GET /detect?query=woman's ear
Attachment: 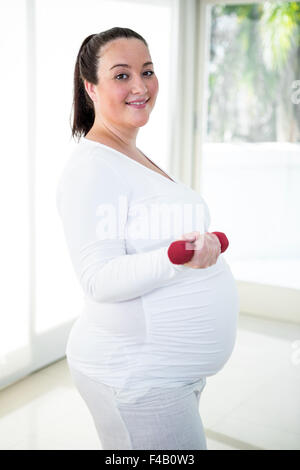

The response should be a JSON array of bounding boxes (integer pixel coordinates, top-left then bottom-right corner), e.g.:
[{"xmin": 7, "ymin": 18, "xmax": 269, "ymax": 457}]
[{"xmin": 84, "ymin": 79, "xmax": 97, "ymax": 103}]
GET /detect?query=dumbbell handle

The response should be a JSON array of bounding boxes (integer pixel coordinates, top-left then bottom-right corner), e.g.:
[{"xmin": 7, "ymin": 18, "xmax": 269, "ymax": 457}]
[{"xmin": 167, "ymin": 232, "xmax": 229, "ymax": 265}]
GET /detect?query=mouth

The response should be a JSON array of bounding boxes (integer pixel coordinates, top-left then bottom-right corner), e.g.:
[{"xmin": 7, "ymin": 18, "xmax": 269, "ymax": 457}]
[{"xmin": 125, "ymin": 97, "xmax": 150, "ymax": 108}]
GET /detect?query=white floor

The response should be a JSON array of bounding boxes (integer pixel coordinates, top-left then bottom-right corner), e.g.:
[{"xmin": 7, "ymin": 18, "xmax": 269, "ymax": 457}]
[{"xmin": 1, "ymin": 312, "xmax": 300, "ymax": 450}]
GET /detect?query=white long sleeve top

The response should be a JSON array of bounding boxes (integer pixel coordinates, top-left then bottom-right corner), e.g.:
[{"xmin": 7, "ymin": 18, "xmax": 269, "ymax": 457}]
[{"xmin": 56, "ymin": 137, "xmax": 239, "ymax": 403}]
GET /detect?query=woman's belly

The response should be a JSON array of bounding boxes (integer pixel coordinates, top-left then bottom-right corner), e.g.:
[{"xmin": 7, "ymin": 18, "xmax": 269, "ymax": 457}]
[
  {"xmin": 66, "ymin": 255, "xmax": 239, "ymax": 386},
  {"xmin": 139, "ymin": 254, "xmax": 240, "ymax": 382}
]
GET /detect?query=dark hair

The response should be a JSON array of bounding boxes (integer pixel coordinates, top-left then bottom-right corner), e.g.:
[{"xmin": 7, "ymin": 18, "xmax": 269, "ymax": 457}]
[{"xmin": 71, "ymin": 27, "xmax": 148, "ymax": 142}]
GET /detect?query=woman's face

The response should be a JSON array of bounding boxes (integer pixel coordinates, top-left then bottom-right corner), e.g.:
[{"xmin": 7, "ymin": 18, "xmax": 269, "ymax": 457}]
[{"xmin": 85, "ymin": 37, "xmax": 159, "ymax": 132}]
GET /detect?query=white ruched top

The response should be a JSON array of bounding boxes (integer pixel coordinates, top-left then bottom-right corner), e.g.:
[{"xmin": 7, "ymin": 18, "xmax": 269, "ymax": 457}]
[{"xmin": 56, "ymin": 137, "xmax": 240, "ymax": 403}]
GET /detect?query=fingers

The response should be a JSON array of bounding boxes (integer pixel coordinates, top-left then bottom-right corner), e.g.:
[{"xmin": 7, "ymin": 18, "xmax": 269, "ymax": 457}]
[
  {"xmin": 180, "ymin": 232, "xmax": 221, "ymax": 269},
  {"xmin": 181, "ymin": 232, "xmax": 198, "ymax": 251},
  {"xmin": 211, "ymin": 233, "xmax": 222, "ymax": 252},
  {"xmin": 193, "ymin": 233, "xmax": 220, "ymax": 267},
  {"xmin": 182, "ymin": 231, "xmax": 198, "ymax": 241},
  {"xmin": 207, "ymin": 233, "xmax": 221, "ymax": 260}
]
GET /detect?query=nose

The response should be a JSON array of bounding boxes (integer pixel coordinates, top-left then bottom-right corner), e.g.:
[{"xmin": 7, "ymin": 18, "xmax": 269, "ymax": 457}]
[{"xmin": 130, "ymin": 73, "xmax": 148, "ymax": 94}]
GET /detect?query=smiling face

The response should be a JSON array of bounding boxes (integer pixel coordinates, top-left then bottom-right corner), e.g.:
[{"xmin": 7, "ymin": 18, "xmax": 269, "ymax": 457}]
[{"xmin": 84, "ymin": 37, "xmax": 159, "ymax": 136}]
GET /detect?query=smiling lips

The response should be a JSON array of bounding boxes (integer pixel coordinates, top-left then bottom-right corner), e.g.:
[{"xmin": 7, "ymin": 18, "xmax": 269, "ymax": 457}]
[{"xmin": 126, "ymin": 98, "xmax": 150, "ymax": 109}]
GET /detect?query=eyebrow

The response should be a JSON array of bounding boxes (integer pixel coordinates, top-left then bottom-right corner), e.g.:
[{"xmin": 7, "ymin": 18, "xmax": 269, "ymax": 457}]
[{"xmin": 110, "ymin": 61, "xmax": 153, "ymax": 70}]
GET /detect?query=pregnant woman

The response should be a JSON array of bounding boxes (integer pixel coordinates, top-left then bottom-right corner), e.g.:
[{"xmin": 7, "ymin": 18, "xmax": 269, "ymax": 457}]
[{"xmin": 56, "ymin": 27, "xmax": 240, "ymax": 450}]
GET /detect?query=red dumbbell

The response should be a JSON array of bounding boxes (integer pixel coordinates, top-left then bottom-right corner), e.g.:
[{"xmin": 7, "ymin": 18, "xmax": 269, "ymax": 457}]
[{"xmin": 167, "ymin": 232, "xmax": 229, "ymax": 265}]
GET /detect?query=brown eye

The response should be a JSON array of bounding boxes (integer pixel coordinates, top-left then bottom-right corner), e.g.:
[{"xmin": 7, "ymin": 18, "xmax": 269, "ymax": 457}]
[
  {"xmin": 115, "ymin": 71, "xmax": 154, "ymax": 80},
  {"xmin": 115, "ymin": 73, "xmax": 128, "ymax": 80}
]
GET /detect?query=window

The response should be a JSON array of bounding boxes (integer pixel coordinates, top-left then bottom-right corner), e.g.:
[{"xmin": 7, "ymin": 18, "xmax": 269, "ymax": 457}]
[
  {"xmin": 201, "ymin": 1, "xmax": 300, "ymax": 290},
  {"xmin": 0, "ymin": 0, "xmax": 30, "ymax": 386}
]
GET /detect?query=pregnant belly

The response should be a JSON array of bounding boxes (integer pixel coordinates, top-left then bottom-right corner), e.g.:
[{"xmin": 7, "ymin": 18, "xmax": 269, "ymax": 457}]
[{"xmin": 141, "ymin": 255, "xmax": 240, "ymax": 380}]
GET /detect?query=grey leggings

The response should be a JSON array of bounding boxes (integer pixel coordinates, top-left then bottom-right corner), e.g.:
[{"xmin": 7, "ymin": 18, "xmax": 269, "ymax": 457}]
[{"xmin": 68, "ymin": 365, "xmax": 207, "ymax": 450}]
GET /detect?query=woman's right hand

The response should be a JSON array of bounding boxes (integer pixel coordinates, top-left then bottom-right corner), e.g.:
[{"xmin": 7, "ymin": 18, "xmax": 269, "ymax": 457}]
[{"xmin": 179, "ymin": 231, "xmax": 221, "ymax": 269}]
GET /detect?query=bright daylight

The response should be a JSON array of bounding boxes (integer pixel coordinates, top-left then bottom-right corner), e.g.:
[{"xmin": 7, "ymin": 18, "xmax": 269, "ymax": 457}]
[{"xmin": 0, "ymin": 0, "xmax": 299, "ymax": 452}]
